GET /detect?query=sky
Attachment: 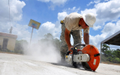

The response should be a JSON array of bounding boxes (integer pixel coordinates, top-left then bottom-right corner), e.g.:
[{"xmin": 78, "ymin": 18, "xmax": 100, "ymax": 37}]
[{"xmin": 0, "ymin": 0, "xmax": 120, "ymax": 49}]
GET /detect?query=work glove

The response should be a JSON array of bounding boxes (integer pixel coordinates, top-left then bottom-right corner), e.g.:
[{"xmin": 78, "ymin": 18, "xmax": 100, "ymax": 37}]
[
  {"xmin": 66, "ymin": 51, "xmax": 71, "ymax": 55},
  {"xmin": 66, "ymin": 46, "xmax": 73, "ymax": 55}
]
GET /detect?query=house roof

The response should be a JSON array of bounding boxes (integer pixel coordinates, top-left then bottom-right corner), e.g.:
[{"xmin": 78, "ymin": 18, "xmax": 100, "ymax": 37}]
[
  {"xmin": 0, "ymin": 32, "xmax": 17, "ymax": 39},
  {"xmin": 101, "ymin": 30, "xmax": 120, "ymax": 46}
]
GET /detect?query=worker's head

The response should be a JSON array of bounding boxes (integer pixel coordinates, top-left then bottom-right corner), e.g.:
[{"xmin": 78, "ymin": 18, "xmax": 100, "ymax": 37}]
[
  {"xmin": 79, "ymin": 18, "xmax": 89, "ymax": 29},
  {"xmin": 82, "ymin": 13, "xmax": 96, "ymax": 27}
]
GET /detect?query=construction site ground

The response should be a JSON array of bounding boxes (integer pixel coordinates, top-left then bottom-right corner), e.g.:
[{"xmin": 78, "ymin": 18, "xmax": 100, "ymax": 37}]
[{"xmin": 0, "ymin": 53, "xmax": 120, "ymax": 75}]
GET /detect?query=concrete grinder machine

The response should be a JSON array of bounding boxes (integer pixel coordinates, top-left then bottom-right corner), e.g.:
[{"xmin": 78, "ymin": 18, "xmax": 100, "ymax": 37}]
[{"xmin": 65, "ymin": 43, "xmax": 100, "ymax": 71}]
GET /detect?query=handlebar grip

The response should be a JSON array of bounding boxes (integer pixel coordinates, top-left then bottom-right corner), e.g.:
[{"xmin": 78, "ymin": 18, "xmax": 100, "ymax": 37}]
[
  {"xmin": 71, "ymin": 43, "xmax": 86, "ymax": 50},
  {"xmin": 74, "ymin": 43, "xmax": 86, "ymax": 48}
]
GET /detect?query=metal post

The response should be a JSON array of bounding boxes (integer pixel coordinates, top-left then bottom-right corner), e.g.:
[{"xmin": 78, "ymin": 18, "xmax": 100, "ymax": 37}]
[
  {"xmin": 100, "ymin": 43, "xmax": 102, "ymax": 63},
  {"xmin": 30, "ymin": 27, "xmax": 34, "ymax": 43}
]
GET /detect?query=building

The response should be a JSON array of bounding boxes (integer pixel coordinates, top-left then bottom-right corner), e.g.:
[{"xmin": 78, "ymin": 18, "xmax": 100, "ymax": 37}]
[
  {"xmin": 100, "ymin": 30, "xmax": 120, "ymax": 62},
  {"xmin": 0, "ymin": 32, "xmax": 17, "ymax": 51},
  {"xmin": 101, "ymin": 30, "xmax": 120, "ymax": 46}
]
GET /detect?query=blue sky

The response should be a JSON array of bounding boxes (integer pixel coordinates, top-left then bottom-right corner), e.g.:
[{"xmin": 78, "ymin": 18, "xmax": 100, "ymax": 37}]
[{"xmin": 0, "ymin": 0, "xmax": 120, "ymax": 49}]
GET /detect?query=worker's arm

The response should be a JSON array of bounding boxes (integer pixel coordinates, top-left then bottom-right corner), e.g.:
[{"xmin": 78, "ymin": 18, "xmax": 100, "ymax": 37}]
[
  {"xmin": 65, "ymin": 28, "xmax": 72, "ymax": 51},
  {"xmin": 84, "ymin": 33, "xmax": 89, "ymax": 44}
]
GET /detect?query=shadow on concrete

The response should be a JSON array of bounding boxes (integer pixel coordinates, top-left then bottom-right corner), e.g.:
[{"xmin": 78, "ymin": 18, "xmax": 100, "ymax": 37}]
[{"xmin": 50, "ymin": 61, "xmax": 95, "ymax": 72}]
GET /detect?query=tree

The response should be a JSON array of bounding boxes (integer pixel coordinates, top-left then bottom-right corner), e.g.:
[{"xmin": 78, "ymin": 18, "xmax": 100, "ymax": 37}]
[
  {"xmin": 39, "ymin": 33, "xmax": 61, "ymax": 52},
  {"xmin": 101, "ymin": 44, "xmax": 110, "ymax": 53},
  {"xmin": 44, "ymin": 33, "xmax": 53, "ymax": 40},
  {"xmin": 14, "ymin": 40, "xmax": 28, "ymax": 54},
  {"xmin": 53, "ymin": 38, "xmax": 61, "ymax": 52},
  {"xmin": 104, "ymin": 50, "xmax": 112, "ymax": 57},
  {"xmin": 101, "ymin": 44, "xmax": 120, "ymax": 63}
]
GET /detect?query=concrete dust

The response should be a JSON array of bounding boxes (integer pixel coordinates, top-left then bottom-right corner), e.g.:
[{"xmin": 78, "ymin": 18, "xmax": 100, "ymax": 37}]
[{"xmin": 23, "ymin": 41, "xmax": 61, "ymax": 63}]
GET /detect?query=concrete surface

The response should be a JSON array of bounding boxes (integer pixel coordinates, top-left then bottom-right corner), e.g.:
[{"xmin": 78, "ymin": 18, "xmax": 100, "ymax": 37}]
[{"xmin": 0, "ymin": 53, "xmax": 120, "ymax": 75}]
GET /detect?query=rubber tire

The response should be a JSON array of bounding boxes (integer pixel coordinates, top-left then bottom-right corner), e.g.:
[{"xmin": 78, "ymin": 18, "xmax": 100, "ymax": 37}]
[
  {"xmin": 72, "ymin": 62, "xmax": 78, "ymax": 68},
  {"xmin": 82, "ymin": 62, "xmax": 92, "ymax": 71}
]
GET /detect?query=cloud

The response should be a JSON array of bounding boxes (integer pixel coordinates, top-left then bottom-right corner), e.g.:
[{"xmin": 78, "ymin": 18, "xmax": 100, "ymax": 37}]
[
  {"xmin": 38, "ymin": 21, "xmax": 60, "ymax": 39},
  {"xmin": 71, "ymin": 0, "xmax": 120, "ymax": 49},
  {"xmin": 87, "ymin": 1, "xmax": 94, "ymax": 6},
  {"xmin": 12, "ymin": 24, "xmax": 30, "ymax": 41},
  {"xmin": 37, "ymin": 0, "xmax": 68, "ymax": 10},
  {"xmin": 1, "ymin": 0, "xmax": 68, "ymax": 43},
  {"xmin": 96, "ymin": 0, "xmax": 120, "ymax": 20},
  {"xmin": 37, "ymin": 0, "xmax": 67, "ymax": 5},
  {"xmin": 93, "ymin": 25, "xmax": 101, "ymax": 30},
  {"xmin": 57, "ymin": 7, "xmax": 80, "ymax": 21},
  {"xmin": 0, "ymin": 0, "xmax": 119, "ymax": 51},
  {"xmin": 81, "ymin": 0, "xmax": 120, "ymax": 30},
  {"xmin": 56, "ymin": 0, "xmax": 120, "ymax": 49},
  {"xmin": 87, "ymin": 0, "xmax": 101, "ymax": 6},
  {"xmin": 36, "ymin": 0, "xmax": 120, "ymax": 50},
  {"xmin": 81, "ymin": 8, "xmax": 97, "ymax": 15},
  {"xmin": 37, "ymin": 11, "xmax": 68, "ymax": 41},
  {"xmin": 63, "ymin": 7, "xmax": 80, "ymax": 14},
  {"xmin": 58, "ymin": 12, "xmax": 68, "ymax": 21},
  {"xmin": 0, "ymin": 0, "xmax": 27, "ymax": 40},
  {"xmin": 90, "ymin": 34, "xmax": 105, "ymax": 48},
  {"xmin": 0, "ymin": 0, "xmax": 25, "ymax": 22},
  {"xmin": 102, "ymin": 20, "xmax": 120, "ymax": 35},
  {"xmin": 90, "ymin": 20, "xmax": 120, "ymax": 49},
  {"xmin": 45, "ymin": 0, "xmax": 120, "ymax": 50},
  {"xmin": 42, "ymin": 21, "xmax": 55, "ymax": 30},
  {"xmin": 0, "ymin": 0, "xmax": 26, "ymax": 28}
]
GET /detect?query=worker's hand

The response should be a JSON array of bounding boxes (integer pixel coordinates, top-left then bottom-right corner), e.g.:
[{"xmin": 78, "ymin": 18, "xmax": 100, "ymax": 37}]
[
  {"xmin": 68, "ymin": 46, "xmax": 73, "ymax": 52},
  {"xmin": 66, "ymin": 51, "xmax": 70, "ymax": 55},
  {"xmin": 66, "ymin": 46, "xmax": 73, "ymax": 55}
]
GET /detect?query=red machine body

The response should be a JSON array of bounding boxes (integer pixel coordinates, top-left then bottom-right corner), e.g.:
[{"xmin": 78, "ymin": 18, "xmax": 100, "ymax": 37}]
[{"xmin": 81, "ymin": 45, "xmax": 100, "ymax": 71}]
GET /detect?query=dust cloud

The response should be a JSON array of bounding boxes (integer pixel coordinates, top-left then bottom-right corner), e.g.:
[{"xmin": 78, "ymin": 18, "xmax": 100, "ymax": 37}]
[{"xmin": 23, "ymin": 41, "xmax": 61, "ymax": 63}]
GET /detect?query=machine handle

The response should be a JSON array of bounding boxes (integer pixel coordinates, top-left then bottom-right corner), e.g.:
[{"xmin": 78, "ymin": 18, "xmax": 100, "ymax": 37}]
[
  {"xmin": 71, "ymin": 43, "xmax": 86, "ymax": 50},
  {"xmin": 74, "ymin": 43, "xmax": 86, "ymax": 48},
  {"xmin": 71, "ymin": 43, "xmax": 86, "ymax": 54}
]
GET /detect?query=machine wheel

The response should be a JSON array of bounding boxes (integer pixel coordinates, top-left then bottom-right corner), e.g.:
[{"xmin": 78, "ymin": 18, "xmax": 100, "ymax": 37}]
[
  {"xmin": 72, "ymin": 62, "xmax": 78, "ymax": 68},
  {"xmin": 82, "ymin": 62, "xmax": 92, "ymax": 71}
]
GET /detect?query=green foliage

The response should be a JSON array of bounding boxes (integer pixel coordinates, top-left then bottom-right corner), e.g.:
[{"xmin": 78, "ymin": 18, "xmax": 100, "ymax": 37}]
[
  {"xmin": 44, "ymin": 33, "xmax": 53, "ymax": 40},
  {"xmin": 14, "ymin": 40, "xmax": 28, "ymax": 54},
  {"xmin": 101, "ymin": 44, "xmax": 120, "ymax": 63},
  {"xmin": 104, "ymin": 50, "xmax": 112, "ymax": 57},
  {"xmin": 39, "ymin": 33, "xmax": 61, "ymax": 52},
  {"xmin": 0, "ymin": 48, "xmax": 14, "ymax": 53},
  {"xmin": 1, "ymin": 33, "xmax": 61, "ymax": 54},
  {"xmin": 112, "ymin": 49, "xmax": 120, "ymax": 58},
  {"xmin": 113, "ymin": 57, "xmax": 120, "ymax": 63},
  {"xmin": 0, "ymin": 40, "xmax": 28, "ymax": 54},
  {"xmin": 101, "ymin": 44, "xmax": 110, "ymax": 53}
]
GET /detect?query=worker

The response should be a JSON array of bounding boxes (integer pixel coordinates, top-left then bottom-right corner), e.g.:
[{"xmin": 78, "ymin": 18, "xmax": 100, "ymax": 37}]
[{"xmin": 60, "ymin": 12, "xmax": 96, "ymax": 60}]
